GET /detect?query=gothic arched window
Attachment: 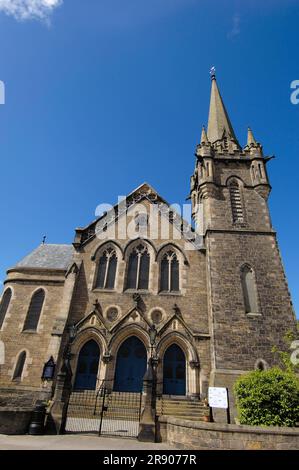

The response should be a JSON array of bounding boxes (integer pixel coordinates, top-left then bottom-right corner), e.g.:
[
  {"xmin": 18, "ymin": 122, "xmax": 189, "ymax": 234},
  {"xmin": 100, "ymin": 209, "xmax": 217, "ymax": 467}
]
[
  {"xmin": 0, "ymin": 288, "xmax": 12, "ymax": 329},
  {"xmin": 95, "ymin": 248, "xmax": 117, "ymax": 289},
  {"xmin": 126, "ymin": 244, "xmax": 150, "ymax": 290},
  {"xmin": 241, "ymin": 265, "xmax": 259, "ymax": 314},
  {"xmin": 229, "ymin": 179, "xmax": 244, "ymax": 223},
  {"xmin": 13, "ymin": 351, "xmax": 26, "ymax": 381},
  {"xmin": 160, "ymin": 251, "xmax": 180, "ymax": 292},
  {"xmin": 23, "ymin": 289, "xmax": 45, "ymax": 331}
]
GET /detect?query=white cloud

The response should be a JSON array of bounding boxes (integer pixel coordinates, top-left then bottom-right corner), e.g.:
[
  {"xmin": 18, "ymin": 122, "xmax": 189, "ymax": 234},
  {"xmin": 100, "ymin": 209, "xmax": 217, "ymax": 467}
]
[
  {"xmin": 228, "ymin": 13, "xmax": 241, "ymax": 39},
  {"xmin": 0, "ymin": 0, "xmax": 62, "ymax": 22}
]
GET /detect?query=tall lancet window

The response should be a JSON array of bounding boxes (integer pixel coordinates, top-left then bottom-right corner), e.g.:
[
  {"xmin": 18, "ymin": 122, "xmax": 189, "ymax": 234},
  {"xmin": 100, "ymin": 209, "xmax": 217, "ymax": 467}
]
[
  {"xmin": 126, "ymin": 244, "xmax": 150, "ymax": 290},
  {"xmin": 13, "ymin": 351, "xmax": 26, "ymax": 381},
  {"xmin": 96, "ymin": 248, "xmax": 117, "ymax": 289},
  {"xmin": 229, "ymin": 179, "xmax": 244, "ymax": 223},
  {"xmin": 160, "ymin": 251, "xmax": 180, "ymax": 292},
  {"xmin": 241, "ymin": 265, "xmax": 259, "ymax": 314},
  {"xmin": 0, "ymin": 288, "xmax": 12, "ymax": 329},
  {"xmin": 23, "ymin": 289, "xmax": 45, "ymax": 331}
]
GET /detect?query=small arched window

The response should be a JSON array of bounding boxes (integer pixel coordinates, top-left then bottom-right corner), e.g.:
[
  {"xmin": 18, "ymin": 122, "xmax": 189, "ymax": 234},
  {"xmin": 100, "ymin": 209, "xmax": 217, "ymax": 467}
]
[
  {"xmin": 255, "ymin": 359, "xmax": 268, "ymax": 371},
  {"xmin": 95, "ymin": 248, "xmax": 117, "ymax": 289},
  {"xmin": 126, "ymin": 244, "xmax": 150, "ymax": 290},
  {"xmin": 160, "ymin": 251, "xmax": 180, "ymax": 292},
  {"xmin": 0, "ymin": 288, "xmax": 12, "ymax": 329},
  {"xmin": 13, "ymin": 351, "xmax": 26, "ymax": 381},
  {"xmin": 241, "ymin": 265, "xmax": 259, "ymax": 314},
  {"xmin": 229, "ymin": 179, "xmax": 244, "ymax": 223},
  {"xmin": 23, "ymin": 289, "xmax": 45, "ymax": 331}
]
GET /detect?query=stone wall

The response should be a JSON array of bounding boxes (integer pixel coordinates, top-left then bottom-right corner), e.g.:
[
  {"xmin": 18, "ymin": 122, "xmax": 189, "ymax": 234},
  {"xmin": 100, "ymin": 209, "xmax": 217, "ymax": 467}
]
[
  {"xmin": 0, "ymin": 387, "xmax": 37, "ymax": 408},
  {"xmin": 206, "ymin": 231, "xmax": 296, "ymax": 372},
  {"xmin": 0, "ymin": 409, "xmax": 32, "ymax": 435},
  {"xmin": 158, "ymin": 417, "xmax": 299, "ymax": 450},
  {"xmin": 0, "ymin": 269, "xmax": 66, "ymax": 388}
]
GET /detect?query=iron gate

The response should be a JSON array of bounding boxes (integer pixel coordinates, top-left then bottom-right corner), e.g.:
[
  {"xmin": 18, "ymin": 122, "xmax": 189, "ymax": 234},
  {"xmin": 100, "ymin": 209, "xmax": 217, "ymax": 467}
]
[{"xmin": 64, "ymin": 386, "xmax": 142, "ymax": 438}]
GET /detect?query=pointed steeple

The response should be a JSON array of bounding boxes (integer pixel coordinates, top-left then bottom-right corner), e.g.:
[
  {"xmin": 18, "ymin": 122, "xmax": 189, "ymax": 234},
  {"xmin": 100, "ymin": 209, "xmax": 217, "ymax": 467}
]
[
  {"xmin": 246, "ymin": 127, "xmax": 257, "ymax": 146},
  {"xmin": 207, "ymin": 72, "xmax": 239, "ymax": 146},
  {"xmin": 200, "ymin": 125, "xmax": 209, "ymax": 144}
]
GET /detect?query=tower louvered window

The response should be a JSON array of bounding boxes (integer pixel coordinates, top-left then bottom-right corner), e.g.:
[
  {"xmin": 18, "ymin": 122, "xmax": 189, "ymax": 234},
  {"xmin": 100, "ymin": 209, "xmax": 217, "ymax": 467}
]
[
  {"xmin": 126, "ymin": 244, "xmax": 150, "ymax": 290},
  {"xmin": 13, "ymin": 351, "xmax": 26, "ymax": 381},
  {"xmin": 23, "ymin": 289, "xmax": 45, "ymax": 331},
  {"xmin": 0, "ymin": 288, "xmax": 12, "ymax": 329},
  {"xmin": 160, "ymin": 251, "xmax": 180, "ymax": 292},
  {"xmin": 229, "ymin": 180, "xmax": 244, "ymax": 223},
  {"xmin": 95, "ymin": 248, "xmax": 117, "ymax": 289}
]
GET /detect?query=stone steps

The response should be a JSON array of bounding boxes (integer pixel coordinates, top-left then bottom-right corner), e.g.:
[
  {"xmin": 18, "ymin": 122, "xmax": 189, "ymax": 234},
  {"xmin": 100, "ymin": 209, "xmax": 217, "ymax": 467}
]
[
  {"xmin": 67, "ymin": 390, "xmax": 141, "ymax": 420},
  {"xmin": 156, "ymin": 397, "xmax": 209, "ymax": 421},
  {"xmin": 67, "ymin": 391, "xmax": 209, "ymax": 422}
]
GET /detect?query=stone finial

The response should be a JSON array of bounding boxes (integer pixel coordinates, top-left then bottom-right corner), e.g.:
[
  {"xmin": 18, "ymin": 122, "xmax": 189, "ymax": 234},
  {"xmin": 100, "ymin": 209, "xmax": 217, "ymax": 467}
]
[
  {"xmin": 247, "ymin": 127, "xmax": 257, "ymax": 147},
  {"xmin": 173, "ymin": 304, "xmax": 181, "ymax": 316},
  {"xmin": 200, "ymin": 125, "xmax": 209, "ymax": 145},
  {"xmin": 244, "ymin": 126, "xmax": 263, "ymax": 154}
]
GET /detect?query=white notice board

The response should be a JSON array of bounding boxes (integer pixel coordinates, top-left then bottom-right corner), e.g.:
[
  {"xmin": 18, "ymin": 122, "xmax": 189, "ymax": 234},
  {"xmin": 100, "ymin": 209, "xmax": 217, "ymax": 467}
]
[{"xmin": 208, "ymin": 387, "xmax": 228, "ymax": 409}]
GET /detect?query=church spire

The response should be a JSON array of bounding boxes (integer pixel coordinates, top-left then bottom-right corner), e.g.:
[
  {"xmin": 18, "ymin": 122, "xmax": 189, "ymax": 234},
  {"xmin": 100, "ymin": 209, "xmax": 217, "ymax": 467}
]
[{"xmin": 207, "ymin": 71, "xmax": 239, "ymax": 146}]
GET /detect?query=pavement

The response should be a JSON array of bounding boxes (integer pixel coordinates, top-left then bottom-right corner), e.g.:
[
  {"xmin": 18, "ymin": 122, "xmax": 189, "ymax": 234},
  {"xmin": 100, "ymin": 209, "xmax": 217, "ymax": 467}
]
[{"xmin": 0, "ymin": 434, "xmax": 176, "ymax": 450}]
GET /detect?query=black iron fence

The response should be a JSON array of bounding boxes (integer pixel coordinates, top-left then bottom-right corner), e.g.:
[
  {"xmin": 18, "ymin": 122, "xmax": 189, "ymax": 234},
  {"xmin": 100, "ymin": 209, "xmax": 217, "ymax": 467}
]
[
  {"xmin": 64, "ymin": 381, "xmax": 142, "ymax": 438},
  {"xmin": 99, "ymin": 389, "xmax": 142, "ymax": 438}
]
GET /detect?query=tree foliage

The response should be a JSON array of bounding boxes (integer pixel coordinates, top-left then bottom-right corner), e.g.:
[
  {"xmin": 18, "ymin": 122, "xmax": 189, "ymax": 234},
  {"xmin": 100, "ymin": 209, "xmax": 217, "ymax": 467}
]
[{"xmin": 234, "ymin": 367, "xmax": 299, "ymax": 427}]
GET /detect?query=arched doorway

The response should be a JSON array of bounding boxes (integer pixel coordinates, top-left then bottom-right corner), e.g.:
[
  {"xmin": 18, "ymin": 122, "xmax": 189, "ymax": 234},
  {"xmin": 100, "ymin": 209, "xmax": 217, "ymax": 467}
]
[
  {"xmin": 114, "ymin": 336, "xmax": 147, "ymax": 392},
  {"xmin": 74, "ymin": 340, "xmax": 100, "ymax": 390},
  {"xmin": 163, "ymin": 344, "xmax": 186, "ymax": 395}
]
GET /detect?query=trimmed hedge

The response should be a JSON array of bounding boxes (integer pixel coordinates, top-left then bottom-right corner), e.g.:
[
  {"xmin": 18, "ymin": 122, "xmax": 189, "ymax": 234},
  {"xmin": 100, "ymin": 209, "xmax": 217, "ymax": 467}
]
[{"xmin": 234, "ymin": 367, "xmax": 299, "ymax": 427}]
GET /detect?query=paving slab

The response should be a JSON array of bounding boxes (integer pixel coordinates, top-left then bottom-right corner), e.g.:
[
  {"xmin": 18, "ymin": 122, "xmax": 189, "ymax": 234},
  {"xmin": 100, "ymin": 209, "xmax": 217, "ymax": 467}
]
[{"xmin": 0, "ymin": 434, "xmax": 176, "ymax": 450}]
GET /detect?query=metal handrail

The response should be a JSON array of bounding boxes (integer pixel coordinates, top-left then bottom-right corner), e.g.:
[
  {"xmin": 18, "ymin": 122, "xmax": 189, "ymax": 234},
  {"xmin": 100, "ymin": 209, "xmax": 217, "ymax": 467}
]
[{"xmin": 93, "ymin": 379, "xmax": 113, "ymax": 415}]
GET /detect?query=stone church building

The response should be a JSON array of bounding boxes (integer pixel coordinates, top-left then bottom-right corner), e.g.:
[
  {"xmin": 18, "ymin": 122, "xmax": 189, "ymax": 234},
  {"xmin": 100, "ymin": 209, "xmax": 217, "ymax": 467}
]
[{"xmin": 0, "ymin": 74, "xmax": 296, "ymax": 431}]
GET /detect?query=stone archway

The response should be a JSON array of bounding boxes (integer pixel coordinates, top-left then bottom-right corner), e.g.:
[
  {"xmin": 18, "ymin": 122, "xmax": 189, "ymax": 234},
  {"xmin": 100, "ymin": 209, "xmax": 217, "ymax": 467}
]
[
  {"xmin": 163, "ymin": 344, "xmax": 186, "ymax": 396},
  {"xmin": 114, "ymin": 336, "xmax": 147, "ymax": 392},
  {"xmin": 74, "ymin": 340, "xmax": 100, "ymax": 390}
]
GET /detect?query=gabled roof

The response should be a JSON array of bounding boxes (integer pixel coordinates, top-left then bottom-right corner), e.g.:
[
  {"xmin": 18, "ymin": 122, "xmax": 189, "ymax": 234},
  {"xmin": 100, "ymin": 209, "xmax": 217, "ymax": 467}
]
[
  {"xmin": 76, "ymin": 182, "xmax": 166, "ymax": 234},
  {"xmin": 75, "ymin": 182, "xmax": 204, "ymax": 250},
  {"xmin": 12, "ymin": 244, "xmax": 74, "ymax": 271}
]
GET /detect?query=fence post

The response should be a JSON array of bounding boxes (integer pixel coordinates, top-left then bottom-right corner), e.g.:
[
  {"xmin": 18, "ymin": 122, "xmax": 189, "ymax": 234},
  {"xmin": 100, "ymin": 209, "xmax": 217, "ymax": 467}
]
[
  {"xmin": 138, "ymin": 362, "xmax": 156, "ymax": 442},
  {"xmin": 98, "ymin": 386, "xmax": 106, "ymax": 436}
]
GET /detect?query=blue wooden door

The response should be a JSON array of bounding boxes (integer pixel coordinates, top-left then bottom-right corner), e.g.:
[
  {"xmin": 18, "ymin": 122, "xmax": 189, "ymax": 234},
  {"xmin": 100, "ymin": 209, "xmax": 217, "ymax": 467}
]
[
  {"xmin": 74, "ymin": 340, "xmax": 100, "ymax": 390},
  {"xmin": 163, "ymin": 344, "xmax": 186, "ymax": 395},
  {"xmin": 114, "ymin": 336, "xmax": 147, "ymax": 392}
]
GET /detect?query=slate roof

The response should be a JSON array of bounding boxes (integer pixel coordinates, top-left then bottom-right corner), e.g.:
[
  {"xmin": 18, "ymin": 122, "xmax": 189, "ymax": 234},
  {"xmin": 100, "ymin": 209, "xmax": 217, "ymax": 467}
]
[{"xmin": 13, "ymin": 244, "xmax": 74, "ymax": 270}]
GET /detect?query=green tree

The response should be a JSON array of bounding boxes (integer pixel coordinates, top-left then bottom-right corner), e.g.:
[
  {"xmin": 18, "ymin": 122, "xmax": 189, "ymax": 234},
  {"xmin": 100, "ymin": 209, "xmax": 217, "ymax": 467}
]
[{"xmin": 234, "ymin": 367, "xmax": 299, "ymax": 427}]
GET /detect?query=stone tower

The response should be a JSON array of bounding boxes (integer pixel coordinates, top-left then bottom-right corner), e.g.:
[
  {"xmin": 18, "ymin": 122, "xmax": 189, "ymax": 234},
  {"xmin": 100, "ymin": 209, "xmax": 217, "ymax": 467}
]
[{"xmin": 190, "ymin": 71, "xmax": 296, "ymax": 402}]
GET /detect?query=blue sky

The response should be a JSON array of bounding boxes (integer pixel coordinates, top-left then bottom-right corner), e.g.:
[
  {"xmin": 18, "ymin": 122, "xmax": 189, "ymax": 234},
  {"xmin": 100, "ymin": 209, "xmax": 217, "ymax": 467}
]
[{"xmin": 0, "ymin": 0, "xmax": 298, "ymax": 316}]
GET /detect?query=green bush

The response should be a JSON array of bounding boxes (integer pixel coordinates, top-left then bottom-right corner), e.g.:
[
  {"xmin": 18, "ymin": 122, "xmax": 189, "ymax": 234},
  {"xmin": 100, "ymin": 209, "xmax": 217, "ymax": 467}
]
[{"xmin": 234, "ymin": 367, "xmax": 299, "ymax": 427}]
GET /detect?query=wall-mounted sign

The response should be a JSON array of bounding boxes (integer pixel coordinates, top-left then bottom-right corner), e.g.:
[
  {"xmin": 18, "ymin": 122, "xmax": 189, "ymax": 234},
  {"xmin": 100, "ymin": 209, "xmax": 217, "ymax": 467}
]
[{"xmin": 208, "ymin": 387, "xmax": 228, "ymax": 409}]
